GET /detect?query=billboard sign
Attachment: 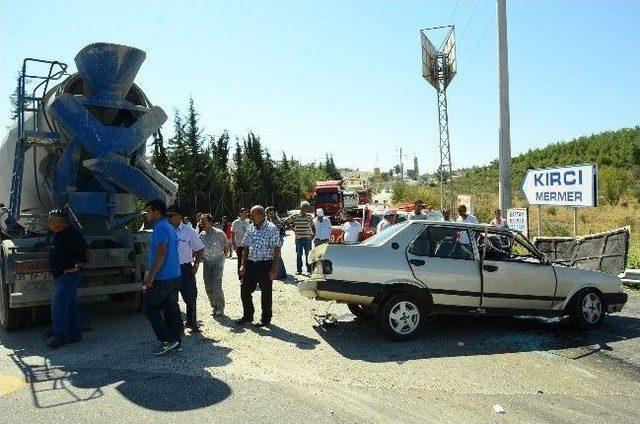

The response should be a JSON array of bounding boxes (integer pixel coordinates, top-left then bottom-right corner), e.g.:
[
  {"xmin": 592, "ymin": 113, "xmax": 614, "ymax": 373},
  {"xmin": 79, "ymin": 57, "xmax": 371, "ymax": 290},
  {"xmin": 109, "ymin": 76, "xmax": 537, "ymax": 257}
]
[
  {"xmin": 521, "ymin": 164, "xmax": 598, "ymax": 207},
  {"xmin": 441, "ymin": 27, "xmax": 457, "ymax": 88},
  {"xmin": 421, "ymin": 31, "xmax": 439, "ymax": 90},
  {"xmin": 506, "ymin": 208, "xmax": 528, "ymax": 237}
]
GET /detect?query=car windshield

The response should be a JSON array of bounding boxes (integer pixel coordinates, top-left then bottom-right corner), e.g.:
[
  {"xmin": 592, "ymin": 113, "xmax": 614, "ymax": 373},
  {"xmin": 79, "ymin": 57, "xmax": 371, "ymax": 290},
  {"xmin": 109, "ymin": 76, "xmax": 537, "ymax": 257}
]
[{"xmin": 361, "ymin": 222, "xmax": 409, "ymax": 246}]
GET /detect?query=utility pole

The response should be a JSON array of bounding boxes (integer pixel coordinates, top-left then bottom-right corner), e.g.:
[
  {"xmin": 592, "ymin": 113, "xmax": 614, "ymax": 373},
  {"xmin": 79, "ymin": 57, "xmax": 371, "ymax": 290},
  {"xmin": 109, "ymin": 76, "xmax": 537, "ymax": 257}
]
[
  {"xmin": 497, "ymin": 0, "xmax": 512, "ymax": 213},
  {"xmin": 420, "ymin": 25, "xmax": 457, "ymax": 211},
  {"xmin": 396, "ymin": 147, "xmax": 407, "ymax": 179}
]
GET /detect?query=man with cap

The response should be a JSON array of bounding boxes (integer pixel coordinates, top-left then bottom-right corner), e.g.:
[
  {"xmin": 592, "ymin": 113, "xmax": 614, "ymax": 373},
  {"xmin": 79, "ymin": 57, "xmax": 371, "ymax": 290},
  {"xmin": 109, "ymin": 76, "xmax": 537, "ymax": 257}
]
[
  {"xmin": 313, "ymin": 208, "xmax": 332, "ymax": 247},
  {"xmin": 376, "ymin": 209, "xmax": 395, "ymax": 233},
  {"xmin": 47, "ymin": 207, "xmax": 91, "ymax": 349},
  {"xmin": 283, "ymin": 201, "xmax": 315, "ymax": 274},
  {"xmin": 167, "ymin": 204, "xmax": 205, "ymax": 332}
]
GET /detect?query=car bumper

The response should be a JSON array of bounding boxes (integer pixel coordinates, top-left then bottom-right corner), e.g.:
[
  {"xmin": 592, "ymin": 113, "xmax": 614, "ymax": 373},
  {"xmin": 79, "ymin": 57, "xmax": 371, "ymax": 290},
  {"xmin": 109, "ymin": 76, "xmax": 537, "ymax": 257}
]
[
  {"xmin": 603, "ymin": 292, "xmax": 628, "ymax": 313},
  {"xmin": 298, "ymin": 278, "xmax": 378, "ymax": 305}
]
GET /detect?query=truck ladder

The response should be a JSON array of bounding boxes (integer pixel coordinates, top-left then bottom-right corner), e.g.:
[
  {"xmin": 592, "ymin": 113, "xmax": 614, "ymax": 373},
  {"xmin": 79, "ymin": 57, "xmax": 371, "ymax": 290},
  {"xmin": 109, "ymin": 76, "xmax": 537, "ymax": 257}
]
[{"xmin": 6, "ymin": 58, "xmax": 67, "ymax": 234}]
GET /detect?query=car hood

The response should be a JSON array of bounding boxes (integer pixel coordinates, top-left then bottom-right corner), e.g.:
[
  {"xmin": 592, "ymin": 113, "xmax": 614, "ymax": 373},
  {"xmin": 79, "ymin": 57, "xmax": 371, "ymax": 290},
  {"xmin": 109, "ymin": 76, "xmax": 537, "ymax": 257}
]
[{"xmin": 552, "ymin": 263, "xmax": 621, "ymax": 291}]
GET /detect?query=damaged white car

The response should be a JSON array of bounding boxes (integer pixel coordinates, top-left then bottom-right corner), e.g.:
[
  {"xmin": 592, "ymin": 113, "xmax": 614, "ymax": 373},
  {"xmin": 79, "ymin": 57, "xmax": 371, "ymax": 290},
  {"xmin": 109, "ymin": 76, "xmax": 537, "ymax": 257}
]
[{"xmin": 299, "ymin": 221, "xmax": 628, "ymax": 341}]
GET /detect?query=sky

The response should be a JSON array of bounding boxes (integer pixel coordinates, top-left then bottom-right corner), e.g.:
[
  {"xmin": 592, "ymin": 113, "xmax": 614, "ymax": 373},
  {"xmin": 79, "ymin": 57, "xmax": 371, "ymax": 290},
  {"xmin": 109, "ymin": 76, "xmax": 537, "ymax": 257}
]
[{"xmin": 1, "ymin": 0, "xmax": 638, "ymax": 174}]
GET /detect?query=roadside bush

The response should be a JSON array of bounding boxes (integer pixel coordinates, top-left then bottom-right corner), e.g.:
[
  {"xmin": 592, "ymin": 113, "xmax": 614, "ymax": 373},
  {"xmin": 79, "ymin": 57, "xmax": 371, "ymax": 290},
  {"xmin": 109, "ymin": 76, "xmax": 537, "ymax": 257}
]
[
  {"xmin": 628, "ymin": 238, "xmax": 640, "ymax": 269},
  {"xmin": 542, "ymin": 220, "xmax": 571, "ymax": 237},
  {"xmin": 599, "ymin": 166, "xmax": 632, "ymax": 206},
  {"xmin": 619, "ymin": 216, "xmax": 636, "ymax": 228}
]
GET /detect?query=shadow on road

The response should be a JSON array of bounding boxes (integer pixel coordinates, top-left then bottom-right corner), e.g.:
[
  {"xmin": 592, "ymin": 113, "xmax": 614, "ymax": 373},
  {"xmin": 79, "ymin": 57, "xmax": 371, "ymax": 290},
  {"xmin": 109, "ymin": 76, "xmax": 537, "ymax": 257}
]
[
  {"xmin": 250, "ymin": 323, "xmax": 320, "ymax": 350},
  {"xmin": 1, "ymin": 301, "xmax": 233, "ymax": 411},
  {"xmin": 313, "ymin": 313, "xmax": 640, "ymax": 364}
]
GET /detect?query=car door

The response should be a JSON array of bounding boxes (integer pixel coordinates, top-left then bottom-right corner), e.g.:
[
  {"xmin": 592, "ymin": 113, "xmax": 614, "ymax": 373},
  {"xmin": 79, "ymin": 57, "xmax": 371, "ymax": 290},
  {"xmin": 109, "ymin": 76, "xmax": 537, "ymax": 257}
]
[
  {"xmin": 407, "ymin": 225, "xmax": 481, "ymax": 307},
  {"xmin": 478, "ymin": 230, "xmax": 557, "ymax": 310}
]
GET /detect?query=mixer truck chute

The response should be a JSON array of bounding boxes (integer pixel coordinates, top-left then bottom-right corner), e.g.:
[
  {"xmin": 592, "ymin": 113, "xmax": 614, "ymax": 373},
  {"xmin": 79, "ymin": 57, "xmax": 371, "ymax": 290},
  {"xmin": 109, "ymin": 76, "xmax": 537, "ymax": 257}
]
[{"xmin": 0, "ymin": 43, "xmax": 177, "ymax": 330}]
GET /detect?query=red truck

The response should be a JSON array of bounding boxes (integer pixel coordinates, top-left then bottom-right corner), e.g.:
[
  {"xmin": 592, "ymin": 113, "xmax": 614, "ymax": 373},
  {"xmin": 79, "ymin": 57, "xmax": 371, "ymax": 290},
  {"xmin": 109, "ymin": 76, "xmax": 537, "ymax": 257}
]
[{"xmin": 314, "ymin": 180, "xmax": 358, "ymax": 225}]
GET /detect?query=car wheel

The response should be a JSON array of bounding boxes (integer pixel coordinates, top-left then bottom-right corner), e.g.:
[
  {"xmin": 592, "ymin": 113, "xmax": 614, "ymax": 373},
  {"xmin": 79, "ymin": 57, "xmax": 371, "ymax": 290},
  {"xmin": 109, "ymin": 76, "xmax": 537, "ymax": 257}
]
[
  {"xmin": 347, "ymin": 303, "xmax": 376, "ymax": 319},
  {"xmin": 379, "ymin": 292, "xmax": 425, "ymax": 341},
  {"xmin": 570, "ymin": 289, "xmax": 605, "ymax": 329}
]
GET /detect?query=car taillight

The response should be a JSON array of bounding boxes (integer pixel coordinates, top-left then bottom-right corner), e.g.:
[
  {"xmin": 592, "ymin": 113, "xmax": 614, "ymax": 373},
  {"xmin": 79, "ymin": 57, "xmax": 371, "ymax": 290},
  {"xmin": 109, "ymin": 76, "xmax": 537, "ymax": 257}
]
[{"xmin": 322, "ymin": 260, "xmax": 333, "ymax": 275}]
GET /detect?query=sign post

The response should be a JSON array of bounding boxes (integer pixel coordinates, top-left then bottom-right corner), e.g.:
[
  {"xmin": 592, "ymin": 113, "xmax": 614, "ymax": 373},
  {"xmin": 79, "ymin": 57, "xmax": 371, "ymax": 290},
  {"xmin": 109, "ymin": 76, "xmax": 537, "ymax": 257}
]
[
  {"xmin": 507, "ymin": 208, "xmax": 528, "ymax": 237},
  {"xmin": 521, "ymin": 164, "xmax": 598, "ymax": 238},
  {"xmin": 521, "ymin": 164, "xmax": 598, "ymax": 208}
]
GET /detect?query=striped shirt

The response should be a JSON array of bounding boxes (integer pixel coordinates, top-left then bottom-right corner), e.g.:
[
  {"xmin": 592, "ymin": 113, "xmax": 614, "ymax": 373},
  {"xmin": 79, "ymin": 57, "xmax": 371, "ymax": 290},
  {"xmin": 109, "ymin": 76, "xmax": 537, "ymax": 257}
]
[{"xmin": 284, "ymin": 213, "xmax": 315, "ymax": 239}]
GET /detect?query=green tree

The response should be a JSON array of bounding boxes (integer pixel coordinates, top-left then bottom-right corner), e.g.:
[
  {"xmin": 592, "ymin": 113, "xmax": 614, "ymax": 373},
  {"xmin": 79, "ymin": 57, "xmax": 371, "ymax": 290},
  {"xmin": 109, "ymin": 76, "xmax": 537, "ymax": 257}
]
[
  {"xmin": 599, "ymin": 166, "xmax": 632, "ymax": 205},
  {"xmin": 151, "ymin": 130, "xmax": 169, "ymax": 175}
]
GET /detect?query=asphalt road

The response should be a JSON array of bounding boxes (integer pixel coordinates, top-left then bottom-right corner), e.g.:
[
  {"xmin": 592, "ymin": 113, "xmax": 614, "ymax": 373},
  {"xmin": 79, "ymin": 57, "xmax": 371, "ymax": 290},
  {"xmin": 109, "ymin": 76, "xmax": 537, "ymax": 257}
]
[{"xmin": 1, "ymin": 234, "xmax": 640, "ymax": 423}]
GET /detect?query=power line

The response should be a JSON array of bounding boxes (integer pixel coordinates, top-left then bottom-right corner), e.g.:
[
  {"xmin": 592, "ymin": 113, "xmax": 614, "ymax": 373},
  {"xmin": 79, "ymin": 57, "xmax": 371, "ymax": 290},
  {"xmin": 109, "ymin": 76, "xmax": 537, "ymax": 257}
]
[
  {"xmin": 457, "ymin": 0, "xmax": 481, "ymax": 49},
  {"xmin": 460, "ymin": 9, "xmax": 496, "ymax": 76},
  {"xmin": 448, "ymin": 0, "xmax": 460, "ymax": 23}
]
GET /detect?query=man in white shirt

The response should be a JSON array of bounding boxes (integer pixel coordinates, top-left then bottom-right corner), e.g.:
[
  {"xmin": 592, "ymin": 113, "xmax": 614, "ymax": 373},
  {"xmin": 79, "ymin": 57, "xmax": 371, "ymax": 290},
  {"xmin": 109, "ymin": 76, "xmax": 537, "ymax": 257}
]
[
  {"xmin": 167, "ymin": 204, "xmax": 205, "ymax": 333},
  {"xmin": 314, "ymin": 208, "xmax": 332, "ymax": 247},
  {"xmin": 409, "ymin": 200, "xmax": 428, "ymax": 220},
  {"xmin": 231, "ymin": 208, "xmax": 251, "ymax": 280},
  {"xmin": 456, "ymin": 204, "xmax": 478, "ymax": 224},
  {"xmin": 376, "ymin": 209, "xmax": 394, "ymax": 233},
  {"xmin": 342, "ymin": 210, "xmax": 362, "ymax": 244},
  {"xmin": 490, "ymin": 208, "xmax": 507, "ymax": 228}
]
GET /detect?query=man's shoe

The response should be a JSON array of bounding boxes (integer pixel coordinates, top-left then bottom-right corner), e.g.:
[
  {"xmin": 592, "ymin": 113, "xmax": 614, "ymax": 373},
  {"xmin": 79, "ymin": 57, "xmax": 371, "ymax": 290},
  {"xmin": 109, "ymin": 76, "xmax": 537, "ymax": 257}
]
[
  {"xmin": 295, "ymin": 270, "xmax": 302, "ymax": 275},
  {"xmin": 255, "ymin": 321, "xmax": 271, "ymax": 328},
  {"xmin": 235, "ymin": 317, "xmax": 252, "ymax": 325},
  {"xmin": 47, "ymin": 339, "xmax": 65, "ymax": 350},
  {"xmin": 185, "ymin": 323, "xmax": 201, "ymax": 333},
  {"xmin": 154, "ymin": 341, "xmax": 179, "ymax": 356}
]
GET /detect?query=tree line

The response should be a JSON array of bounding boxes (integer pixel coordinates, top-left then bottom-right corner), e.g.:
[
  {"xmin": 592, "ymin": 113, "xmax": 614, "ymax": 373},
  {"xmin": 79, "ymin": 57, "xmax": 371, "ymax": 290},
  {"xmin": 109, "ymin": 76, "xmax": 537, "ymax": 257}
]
[
  {"xmin": 150, "ymin": 97, "xmax": 341, "ymax": 220},
  {"xmin": 455, "ymin": 126, "xmax": 640, "ymax": 205}
]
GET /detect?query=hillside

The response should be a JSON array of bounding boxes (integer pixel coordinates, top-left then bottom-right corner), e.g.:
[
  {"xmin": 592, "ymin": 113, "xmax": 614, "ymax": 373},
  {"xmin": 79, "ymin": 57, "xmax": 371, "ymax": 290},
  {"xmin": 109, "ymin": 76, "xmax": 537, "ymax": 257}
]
[{"xmin": 455, "ymin": 126, "xmax": 640, "ymax": 194}]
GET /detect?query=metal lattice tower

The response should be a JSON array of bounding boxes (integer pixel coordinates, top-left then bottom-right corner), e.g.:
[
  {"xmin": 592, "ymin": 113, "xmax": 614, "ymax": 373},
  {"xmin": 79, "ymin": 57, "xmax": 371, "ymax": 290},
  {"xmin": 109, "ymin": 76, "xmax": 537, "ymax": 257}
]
[{"xmin": 420, "ymin": 26, "xmax": 457, "ymax": 211}]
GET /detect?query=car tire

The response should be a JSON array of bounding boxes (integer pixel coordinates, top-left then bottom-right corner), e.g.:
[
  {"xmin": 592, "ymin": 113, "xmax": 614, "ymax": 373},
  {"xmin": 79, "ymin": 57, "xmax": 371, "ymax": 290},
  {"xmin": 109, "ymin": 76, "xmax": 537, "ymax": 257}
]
[
  {"xmin": 347, "ymin": 303, "xmax": 376, "ymax": 320},
  {"xmin": 379, "ymin": 292, "xmax": 425, "ymax": 341},
  {"xmin": 569, "ymin": 289, "xmax": 605, "ymax": 329}
]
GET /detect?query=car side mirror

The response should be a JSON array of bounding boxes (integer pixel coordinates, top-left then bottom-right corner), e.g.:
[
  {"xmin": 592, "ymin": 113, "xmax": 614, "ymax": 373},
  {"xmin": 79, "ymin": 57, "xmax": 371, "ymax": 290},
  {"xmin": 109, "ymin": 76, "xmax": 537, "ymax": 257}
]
[{"xmin": 540, "ymin": 253, "xmax": 550, "ymax": 265}]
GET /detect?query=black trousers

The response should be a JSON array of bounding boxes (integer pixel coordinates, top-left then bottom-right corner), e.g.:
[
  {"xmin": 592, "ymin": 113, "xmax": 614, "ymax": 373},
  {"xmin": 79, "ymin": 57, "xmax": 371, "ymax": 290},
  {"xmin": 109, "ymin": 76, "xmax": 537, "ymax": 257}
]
[
  {"xmin": 143, "ymin": 278, "xmax": 182, "ymax": 343},
  {"xmin": 179, "ymin": 263, "xmax": 198, "ymax": 326},
  {"xmin": 235, "ymin": 247, "xmax": 245, "ymax": 280},
  {"xmin": 241, "ymin": 260, "xmax": 273, "ymax": 323}
]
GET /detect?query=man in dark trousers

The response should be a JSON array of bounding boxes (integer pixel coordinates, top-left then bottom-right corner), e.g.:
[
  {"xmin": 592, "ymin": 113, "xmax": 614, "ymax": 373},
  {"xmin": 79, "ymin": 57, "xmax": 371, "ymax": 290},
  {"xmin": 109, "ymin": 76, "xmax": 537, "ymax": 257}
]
[
  {"xmin": 47, "ymin": 207, "xmax": 91, "ymax": 349},
  {"xmin": 236, "ymin": 205, "xmax": 282, "ymax": 327},
  {"xmin": 143, "ymin": 199, "xmax": 183, "ymax": 355},
  {"xmin": 167, "ymin": 204, "xmax": 204, "ymax": 333}
]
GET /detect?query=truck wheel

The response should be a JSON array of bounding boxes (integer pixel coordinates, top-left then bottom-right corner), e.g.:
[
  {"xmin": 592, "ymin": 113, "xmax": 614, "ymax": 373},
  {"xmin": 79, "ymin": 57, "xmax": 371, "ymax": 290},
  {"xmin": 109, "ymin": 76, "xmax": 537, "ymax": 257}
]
[
  {"xmin": 570, "ymin": 289, "xmax": 605, "ymax": 329},
  {"xmin": 379, "ymin": 292, "xmax": 425, "ymax": 341},
  {"xmin": 347, "ymin": 303, "xmax": 376, "ymax": 319},
  {"xmin": 0, "ymin": 253, "xmax": 21, "ymax": 331}
]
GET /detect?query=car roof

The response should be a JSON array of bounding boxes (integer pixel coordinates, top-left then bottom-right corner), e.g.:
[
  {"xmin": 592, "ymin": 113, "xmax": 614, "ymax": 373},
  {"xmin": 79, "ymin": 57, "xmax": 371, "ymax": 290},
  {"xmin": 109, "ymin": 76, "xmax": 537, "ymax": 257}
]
[{"xmin": 407, "ymin": 220, "xmax": 516, "ymax": 234}]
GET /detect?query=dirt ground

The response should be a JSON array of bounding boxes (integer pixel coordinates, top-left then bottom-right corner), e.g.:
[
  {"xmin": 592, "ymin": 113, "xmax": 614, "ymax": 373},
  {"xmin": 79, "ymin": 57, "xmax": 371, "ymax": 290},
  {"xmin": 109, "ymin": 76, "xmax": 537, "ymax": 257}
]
[{"xmin": 1, "ymin": 233, "xmax": 640, "ymax": 423}]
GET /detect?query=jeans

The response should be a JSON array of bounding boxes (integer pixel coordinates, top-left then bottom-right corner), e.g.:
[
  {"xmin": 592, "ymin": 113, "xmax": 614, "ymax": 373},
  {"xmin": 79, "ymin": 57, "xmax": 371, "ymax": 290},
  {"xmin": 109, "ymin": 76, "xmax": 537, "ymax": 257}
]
[
  {"xmin": 295, "ymin": 238, "xmax": 312, "ymax": 273},
  {"xmin": 51, "ymin": 273, "xmax": 83, "ymax": 343},
  {"xmin": 203, "ymin": 262, "xmax": 225, "ymax": 312},
  {"xmin": 241, "ymin": 260, "xmax": 273, "ymax": 323},
  {"xmin": 179, "ymin": 263, "xmax": 198, "ymax": 327},
  {"xmin": 143, "ymin": 278, "xmax": 182, "ymax": 343}
]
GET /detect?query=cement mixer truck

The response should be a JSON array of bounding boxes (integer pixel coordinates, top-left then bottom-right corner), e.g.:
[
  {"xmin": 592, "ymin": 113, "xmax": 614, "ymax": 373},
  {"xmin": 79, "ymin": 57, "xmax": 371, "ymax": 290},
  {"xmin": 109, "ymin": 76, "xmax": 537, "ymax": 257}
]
[{"xmin": 0, "ymin": 43, "xmax": 177, "ymax": 330}]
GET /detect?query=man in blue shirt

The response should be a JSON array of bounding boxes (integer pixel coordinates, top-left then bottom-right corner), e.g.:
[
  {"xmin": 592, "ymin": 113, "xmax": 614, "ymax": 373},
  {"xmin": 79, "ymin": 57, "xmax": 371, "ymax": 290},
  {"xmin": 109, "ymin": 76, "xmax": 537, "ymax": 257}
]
[{"xmin": 143, "ymin": 199, "xmax": 182, "ymax": 355}]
